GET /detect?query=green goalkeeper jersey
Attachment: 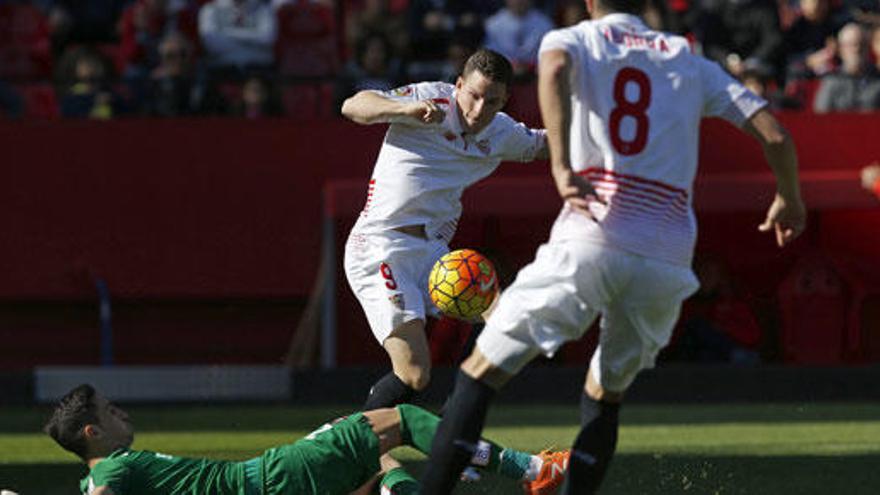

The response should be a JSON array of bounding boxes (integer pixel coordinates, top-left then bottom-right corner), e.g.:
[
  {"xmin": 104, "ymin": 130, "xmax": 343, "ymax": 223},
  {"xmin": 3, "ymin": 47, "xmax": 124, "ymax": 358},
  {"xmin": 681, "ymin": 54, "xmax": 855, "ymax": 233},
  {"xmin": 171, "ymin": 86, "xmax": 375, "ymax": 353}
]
[
  {"xmin": 80, "ymin": 414, "xmax": 380, "ymax": 495},
  {"xmin": 80, "ymin": 449, "xmax": 251, "ymax": 495}
]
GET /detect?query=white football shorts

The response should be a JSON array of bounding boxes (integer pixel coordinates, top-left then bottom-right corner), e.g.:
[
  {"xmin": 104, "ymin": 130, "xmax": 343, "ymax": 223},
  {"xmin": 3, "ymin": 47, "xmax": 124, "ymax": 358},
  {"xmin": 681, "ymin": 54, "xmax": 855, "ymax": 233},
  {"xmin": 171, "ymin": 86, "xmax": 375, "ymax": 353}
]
[
  {"xmin": 344, "ymin": 229, "xmax": 448, "ymax": 343},
  {"xmin": 477, "ymin": 238, "xmax": 699, "ymax": 392}
]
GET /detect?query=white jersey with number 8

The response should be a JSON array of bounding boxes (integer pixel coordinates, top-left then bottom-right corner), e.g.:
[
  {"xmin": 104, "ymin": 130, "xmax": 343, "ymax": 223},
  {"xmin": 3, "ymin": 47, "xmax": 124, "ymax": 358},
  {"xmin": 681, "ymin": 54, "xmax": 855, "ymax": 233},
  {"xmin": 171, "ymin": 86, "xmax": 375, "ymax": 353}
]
[{"xmin": 539, "ymin": 14, "xmax": 766, "ymax": 266}]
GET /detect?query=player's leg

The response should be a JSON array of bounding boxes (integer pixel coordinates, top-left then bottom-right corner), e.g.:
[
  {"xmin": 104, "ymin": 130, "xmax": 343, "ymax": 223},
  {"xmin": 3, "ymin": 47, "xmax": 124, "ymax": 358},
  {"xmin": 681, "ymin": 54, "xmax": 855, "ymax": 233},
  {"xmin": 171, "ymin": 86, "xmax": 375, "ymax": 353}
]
[
  {"xmin": 422, "ymin": 241, "xmax": 597, "ymax": 494},
  {"xmin": 561, "ymin": 366, "xmax": 623, "ymax": 495},
  {"xmin": 362, "ymin": 405, "xmax": 553, "ymax": 482},
  {"xmin": 562, "ymin": 254, "xmax": 699, "ymax": 494},
  {"xmin": 364, "ymin": 319, "xmax": 432, "ymax": 409},
  {"xmin": 344, "ymin": 231, "xmax": 435, "ymax": 410}
]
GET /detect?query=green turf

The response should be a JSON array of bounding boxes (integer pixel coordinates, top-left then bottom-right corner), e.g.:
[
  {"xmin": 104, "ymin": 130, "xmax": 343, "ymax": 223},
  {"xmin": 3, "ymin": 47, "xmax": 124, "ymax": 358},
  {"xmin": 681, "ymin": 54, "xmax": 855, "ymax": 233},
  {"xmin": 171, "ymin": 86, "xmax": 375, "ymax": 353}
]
[{"xmin": 2, "ymin": 403, "xmax": 879, "ymax": 494}]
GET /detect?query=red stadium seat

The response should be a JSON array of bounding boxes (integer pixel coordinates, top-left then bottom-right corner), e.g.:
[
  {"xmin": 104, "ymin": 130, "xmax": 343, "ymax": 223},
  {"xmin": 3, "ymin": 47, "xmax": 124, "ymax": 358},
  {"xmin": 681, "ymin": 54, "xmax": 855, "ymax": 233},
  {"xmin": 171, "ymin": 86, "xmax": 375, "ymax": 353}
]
[
  {"xmin": 819, "ymin": 210, "xmax": 880, "ymax": 361},
  {"xmin": 275, "ymin": 1, "xmax": 339, "ymax": 77},
  {"xmin": 0, "ymin": 3, "xmax": 51, "ymax": 79},
  {"xmin": 777, "ymin": 252, "xmax": 849, "ymax": 364},
  {"xmin": 281, "ymin": 83, "xmax": 334, "ymax": 119},
  {"xmin": 783, "ymin": 78, "xmax": 821, "ymax": 112},
  {"xmin": 16, "ymin": 83, "xmax": 59, "ymax": 120}
]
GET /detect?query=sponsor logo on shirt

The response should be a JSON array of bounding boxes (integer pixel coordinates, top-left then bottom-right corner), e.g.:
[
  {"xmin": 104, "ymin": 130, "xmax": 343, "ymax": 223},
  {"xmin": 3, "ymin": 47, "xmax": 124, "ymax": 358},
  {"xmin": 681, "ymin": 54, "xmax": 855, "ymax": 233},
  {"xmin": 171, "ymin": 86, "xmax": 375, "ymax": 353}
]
[
  {"xmin": 444, "ymin": 131, "xmax": 457, "ymax": 141},
  {"xmin": 390, "ymin": 85, "xmax": 413, "ymax": 97},
  {"xmin": 388, "ymin": 293, "xmax": 405, "ymax": 309}
]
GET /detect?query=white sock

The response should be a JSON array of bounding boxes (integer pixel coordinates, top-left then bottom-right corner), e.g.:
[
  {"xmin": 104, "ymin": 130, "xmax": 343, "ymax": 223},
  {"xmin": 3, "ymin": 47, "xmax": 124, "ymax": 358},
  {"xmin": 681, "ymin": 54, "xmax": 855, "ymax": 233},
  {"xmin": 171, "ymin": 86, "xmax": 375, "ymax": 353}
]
[{"xmin": 524, "ymin": 454, "xmax": 544, "ymax": 481}]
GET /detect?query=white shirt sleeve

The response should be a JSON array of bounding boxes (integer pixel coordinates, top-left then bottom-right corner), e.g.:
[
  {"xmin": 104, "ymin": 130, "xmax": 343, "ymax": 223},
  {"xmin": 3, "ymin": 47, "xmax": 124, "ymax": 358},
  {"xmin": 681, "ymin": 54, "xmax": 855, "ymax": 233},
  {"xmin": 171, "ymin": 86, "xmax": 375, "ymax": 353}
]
[
  {"xmin": 372, "ymin": 82, "xmax": 445, "ymax": 103},
  {"xmin": 539, "ymin": 27, "xmax": 580, "ymax": 57},
  {"xmin": 700, "ymin": 58, "xmax": 768, "ymax": 127},
  {"xmin": 495, "ymin": 113, "xmax": 547, "ymax": 162}
]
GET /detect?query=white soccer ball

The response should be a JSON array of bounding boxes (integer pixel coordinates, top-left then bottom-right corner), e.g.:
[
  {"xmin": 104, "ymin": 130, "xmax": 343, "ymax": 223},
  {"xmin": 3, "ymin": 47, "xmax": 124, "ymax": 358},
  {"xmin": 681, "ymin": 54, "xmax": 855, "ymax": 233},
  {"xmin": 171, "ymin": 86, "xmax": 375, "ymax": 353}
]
[{"xmin": 2, "ymin": 490, "xmax": 21, "ymax": 495}]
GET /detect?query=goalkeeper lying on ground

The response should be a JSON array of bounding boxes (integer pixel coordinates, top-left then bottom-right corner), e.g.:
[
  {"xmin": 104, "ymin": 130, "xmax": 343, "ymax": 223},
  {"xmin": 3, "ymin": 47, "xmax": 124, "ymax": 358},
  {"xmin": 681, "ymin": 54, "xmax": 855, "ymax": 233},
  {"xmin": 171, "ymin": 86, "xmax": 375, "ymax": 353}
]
[{"xmin": 45, "ymin": 384, "xmax": 569, "ymax": 494}]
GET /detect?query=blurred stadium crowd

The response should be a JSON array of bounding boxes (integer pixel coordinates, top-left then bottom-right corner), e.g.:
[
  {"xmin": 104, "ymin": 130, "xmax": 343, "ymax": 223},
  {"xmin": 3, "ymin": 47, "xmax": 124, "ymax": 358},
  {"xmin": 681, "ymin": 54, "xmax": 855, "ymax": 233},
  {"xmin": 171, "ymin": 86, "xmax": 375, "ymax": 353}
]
[{"xmin": 0, "ymin": 0, "xmax": 879, "ymax": 120}]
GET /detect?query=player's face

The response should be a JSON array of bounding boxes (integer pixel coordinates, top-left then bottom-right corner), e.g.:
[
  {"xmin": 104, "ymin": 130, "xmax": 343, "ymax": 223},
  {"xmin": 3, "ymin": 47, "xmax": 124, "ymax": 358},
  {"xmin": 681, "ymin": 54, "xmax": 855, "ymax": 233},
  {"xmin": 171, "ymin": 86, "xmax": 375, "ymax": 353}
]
[
  {"xmin": 93, "ymin": 394, "xmax": 135, "ymax": 449},
  {"xmin": 455, "ymin": 71, "xmax": 508, "ymax": 134}
]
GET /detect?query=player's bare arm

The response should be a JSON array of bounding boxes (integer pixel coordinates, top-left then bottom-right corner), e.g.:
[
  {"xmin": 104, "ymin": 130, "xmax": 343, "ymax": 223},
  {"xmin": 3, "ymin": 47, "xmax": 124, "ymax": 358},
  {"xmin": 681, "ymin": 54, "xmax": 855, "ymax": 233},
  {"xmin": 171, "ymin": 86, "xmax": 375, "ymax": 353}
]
[
  {"xmin": 861, "ymin": 162, "xmax": 880, "ymax": 192},
  {"xmin": 341, "ymin": 91, "xmax": 445, "ymax": 125},
  {"xmin": 744, "ymin": 109, "xmax": 806, "ymax": 247},
  {"xmin": 89, "ymin": 486, "xmax": 115, "ymax": 495},
  {"xmin": 538, "ymin": 48, "xmax": 597, "ymax": 216}
]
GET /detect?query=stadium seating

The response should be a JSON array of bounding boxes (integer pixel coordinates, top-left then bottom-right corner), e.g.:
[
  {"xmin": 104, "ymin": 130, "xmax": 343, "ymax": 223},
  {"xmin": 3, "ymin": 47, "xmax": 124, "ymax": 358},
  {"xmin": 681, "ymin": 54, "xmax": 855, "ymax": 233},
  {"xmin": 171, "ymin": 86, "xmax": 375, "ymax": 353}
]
[
  {"xmin": 15, "ymin": 82, "xmax": 59, "ymax": 119},
  {"xmin": 281, "ymin": 83, "xmax": 335, "ymax": 119},
  {"xmin": 2, "ymin": 113, "xmax": 880, "ymax": 367},
  {"xmin": 275, "ymin": 1, "xmax": 339, "ymax": 77},
  {"xmin": 777, "ymin": 251, "xmax": 849, "ymax": 364},
  {"xmin": 0, "ymin": 2, "xmax": 51, "ymax": 80}
]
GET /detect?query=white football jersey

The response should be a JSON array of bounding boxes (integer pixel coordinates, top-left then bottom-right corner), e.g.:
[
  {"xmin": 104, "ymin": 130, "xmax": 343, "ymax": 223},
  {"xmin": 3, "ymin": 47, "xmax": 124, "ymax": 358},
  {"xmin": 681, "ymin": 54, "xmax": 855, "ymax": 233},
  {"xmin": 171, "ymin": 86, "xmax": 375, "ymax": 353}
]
[
  {"xmin": 539, "ymin": 14, "xmax": 767, "ymax": 266},
  {"xmin": 351, "ymin": 81, "xmax": 546, "ymax": 243}
]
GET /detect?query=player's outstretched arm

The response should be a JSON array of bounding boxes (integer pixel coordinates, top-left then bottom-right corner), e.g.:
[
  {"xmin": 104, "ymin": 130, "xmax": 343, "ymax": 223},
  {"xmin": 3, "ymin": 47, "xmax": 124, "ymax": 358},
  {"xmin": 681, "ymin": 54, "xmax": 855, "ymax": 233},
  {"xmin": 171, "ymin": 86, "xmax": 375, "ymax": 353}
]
[
  {"xmin": 538, "ymin": 48, "xmax": 597, "ymax": 217},
  {"xmin": 341, "ymin": 91, "xmax": 445, "ymax": 126},
  {"xmin": 744, "ymin": 109, "xmax": 806, "ymax": 247},
  {"xmin": 861, "ymin": 162, "xmax": 880, "ymax": 196}
]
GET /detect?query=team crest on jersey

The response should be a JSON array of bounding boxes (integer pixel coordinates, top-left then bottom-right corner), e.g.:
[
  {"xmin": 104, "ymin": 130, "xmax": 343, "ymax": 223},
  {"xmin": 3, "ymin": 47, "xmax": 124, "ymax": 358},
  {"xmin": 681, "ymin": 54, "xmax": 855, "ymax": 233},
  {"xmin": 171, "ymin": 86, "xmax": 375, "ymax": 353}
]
[
  {"xmin": 389, "ymin": 85, "xmax": 413, "ymax": 97},
  {"xmin": 388, "ymin": 293, "xmax": 405, "ymax": 309},
  {"xmin": 476, "ymin": 139, "xmax": 491, "ymax": 155},
  {"xmin": 444, "ymin": 131, "xmax": 457, "ymax": 141}
]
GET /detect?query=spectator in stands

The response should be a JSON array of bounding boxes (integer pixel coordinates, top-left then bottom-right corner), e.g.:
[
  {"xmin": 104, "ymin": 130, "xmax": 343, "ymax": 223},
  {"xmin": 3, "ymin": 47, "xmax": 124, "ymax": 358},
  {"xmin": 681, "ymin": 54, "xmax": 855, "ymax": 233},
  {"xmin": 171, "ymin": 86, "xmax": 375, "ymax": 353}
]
[
  {"xmin": 484, "ymin": 0, "xmax": 554, "ymax": 76},
  {"xmin": 47, "ymin": 0, "xmax": 129, "ymax": 53},
  {"xmin": 872, "ymin": 25, "xmax": 880, "ymax": 72},
  {"xmin": 59, "ymin": 48, "xmax": 124, "ymax": 119},
  {"xmin": 668, "ymin": 255, "xmax": 763, "ymax": 365},
  {"xmin": 0, "ymin": 0, "xmax": 52, "ymax": 79},
  {"xmin": 555, "ymin": 0, "xmax": 587, "ymax": 27},
  {"xmin": 118, "ymin": 0, "xmax": 170, "ymax": 79},
  {"xmin": 814, "ymin": 22, "xmax": 880, "ymax": 112},
  {"xmin": 851, "ymin": 0, "xmax": 880, "ymax": 27},
  {"xmin": 233, "ymin": 74, "xmax": 283, "ymax": 118},
  {"xmin": 335, "ymin": 33, "xmax": 401, "ymax": 109},
  {"xmin": 784, "ymin": 0, "xmax": 848, "ymax": 81},
  {"xmin": 345, "ymin": 0, "xmax": 409, "ymax": 61},
  {"xmin": 697, "ymin": 0, "xmax": 784, "ymax": 80},
  {"xmin": 140, "ymin": 31, "xmax": 226, "ymax": 117},
  {"xmin": 643, "ymin": 0, "xmax": 678, "ymax": 31},
  {"xmin": 117, "ymin": 0, "xmax": 202, "ymax": 79},
  {"xmin": 439, "ymin": 35, "xmax": 478, "ymax": 83},
  {"xmin": 407, "ymin": 0, "xmax": 493, "ymax": 76},
  {"xmin": 862, "ymin": 162, "xmax": 880, "ymax": 197},
  {"xmin": 0, "ymin": 81, "xmax": 24, "ymax": 119},
  {"xmin": 198, "ymin": 0, "xmax": 277, "ymax": 73}
]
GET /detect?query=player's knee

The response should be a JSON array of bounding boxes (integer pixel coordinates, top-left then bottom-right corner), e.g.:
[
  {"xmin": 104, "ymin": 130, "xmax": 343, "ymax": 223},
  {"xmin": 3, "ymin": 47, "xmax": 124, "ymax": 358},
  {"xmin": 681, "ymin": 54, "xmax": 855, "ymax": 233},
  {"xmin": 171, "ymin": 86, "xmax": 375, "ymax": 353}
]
[
  {"xmin": 397, "ymin": 364, "xmax": 431, "ymax": 391},
  {"xmin": 585, "ymin": 371, "xmax": 624, "ymax": 403}
]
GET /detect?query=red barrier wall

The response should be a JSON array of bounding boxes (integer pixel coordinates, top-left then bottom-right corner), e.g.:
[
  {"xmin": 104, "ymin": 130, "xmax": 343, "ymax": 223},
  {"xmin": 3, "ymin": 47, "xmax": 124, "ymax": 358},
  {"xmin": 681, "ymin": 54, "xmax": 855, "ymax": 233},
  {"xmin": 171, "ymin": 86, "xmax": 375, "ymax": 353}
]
[
  {"xmin": 3, "ymin": 114, "xmax": 878, "ymax": 301},
  {"xmin": 2, "ymin": 113, "xmax": 880, "ymax": 366}
]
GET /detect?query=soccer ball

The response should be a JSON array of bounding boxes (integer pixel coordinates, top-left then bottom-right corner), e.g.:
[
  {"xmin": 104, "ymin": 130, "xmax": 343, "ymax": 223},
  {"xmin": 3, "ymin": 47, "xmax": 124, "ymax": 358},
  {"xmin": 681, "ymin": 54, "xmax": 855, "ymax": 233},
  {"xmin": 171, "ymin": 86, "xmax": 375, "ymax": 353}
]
[{"xmin": 428, "ymin": 249, "xmax": 498, "ymax": 320}]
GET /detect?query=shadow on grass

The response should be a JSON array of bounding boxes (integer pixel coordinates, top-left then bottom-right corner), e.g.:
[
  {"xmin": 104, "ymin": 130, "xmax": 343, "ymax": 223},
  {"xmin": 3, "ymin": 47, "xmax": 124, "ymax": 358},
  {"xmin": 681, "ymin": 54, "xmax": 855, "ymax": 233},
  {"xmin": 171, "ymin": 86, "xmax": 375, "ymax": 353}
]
[
  {"xmin": 5, "ymin": 403, "xmax": 880, "ymax": 434},
  {"xmin": 4, "ymin": 454, "xmax": 879, "ymax": 495}
]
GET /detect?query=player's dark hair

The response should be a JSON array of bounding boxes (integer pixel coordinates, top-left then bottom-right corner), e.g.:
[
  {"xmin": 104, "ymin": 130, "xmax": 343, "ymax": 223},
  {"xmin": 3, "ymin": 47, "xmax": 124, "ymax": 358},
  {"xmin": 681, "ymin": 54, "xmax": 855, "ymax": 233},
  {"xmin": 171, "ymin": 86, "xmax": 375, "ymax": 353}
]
[
  {"xmin": 44, "ymin": 383, "xmax": 99, "ymax": 460},
  {"xmin": 597, "ymin": 0, "xmax": 648, "ymax": 15},
  {"xmin": 462, "ymin": 48, "xmax": 513, "ymax": 88}
]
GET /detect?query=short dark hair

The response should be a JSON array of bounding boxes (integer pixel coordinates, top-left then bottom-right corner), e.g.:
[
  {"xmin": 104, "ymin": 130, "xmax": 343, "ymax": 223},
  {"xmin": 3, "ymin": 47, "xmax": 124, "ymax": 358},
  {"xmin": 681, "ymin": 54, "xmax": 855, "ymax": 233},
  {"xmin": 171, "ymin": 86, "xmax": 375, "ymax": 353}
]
[
  {"xmin": 44, "ymin": 384, "xmax": 99, "ymax": 460},
  {"xmin": 462, "ymin": 48, "xmax": 513, "ymax": 88},
  {"xmin": 598, "ymin": 0, "xmax": 648, "ymax": 15}
]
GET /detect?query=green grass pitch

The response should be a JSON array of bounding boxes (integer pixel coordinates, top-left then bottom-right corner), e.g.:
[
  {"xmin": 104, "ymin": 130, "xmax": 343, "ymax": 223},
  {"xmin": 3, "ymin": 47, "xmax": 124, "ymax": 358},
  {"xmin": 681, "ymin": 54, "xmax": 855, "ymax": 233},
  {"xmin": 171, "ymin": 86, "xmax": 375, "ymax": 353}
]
[{"xmin": 2, "ymin": 402, "xmax": 880, "ymax": 494}]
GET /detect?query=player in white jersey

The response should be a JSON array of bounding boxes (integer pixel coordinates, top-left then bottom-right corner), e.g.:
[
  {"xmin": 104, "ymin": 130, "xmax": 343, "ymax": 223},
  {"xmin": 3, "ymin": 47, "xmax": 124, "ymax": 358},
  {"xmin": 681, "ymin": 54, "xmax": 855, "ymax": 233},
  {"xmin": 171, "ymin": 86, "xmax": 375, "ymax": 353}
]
[
  {"xmin": 341, "ymin": 49, "xmax": 548, "ymax": 412},
  {"xmin": 421, "ymin": 0, "xmax": 806, "ymax": 493}
]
